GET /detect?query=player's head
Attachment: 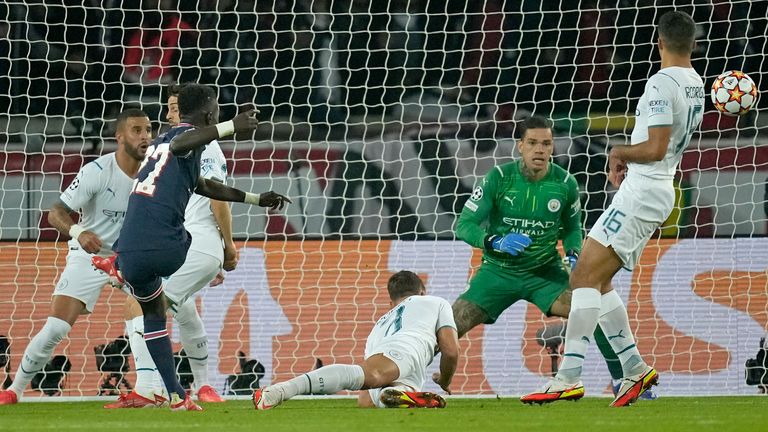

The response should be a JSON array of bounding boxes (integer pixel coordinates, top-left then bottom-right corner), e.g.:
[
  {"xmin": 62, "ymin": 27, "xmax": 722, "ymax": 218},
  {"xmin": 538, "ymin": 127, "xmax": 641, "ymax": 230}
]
[
  {"xmin": 178, "ymin": 84, "xmax": 219, "ymax": 127},
  {"xmin": 115, "ymin": 108, "xmax": 151, "ymax": 161},
  {"xmin": 387, "ymin": 270, "xmax": 426, "ymax": 305},
  {"xmin": 517, "ymin": 116, "xmax": 554, "ymax": 173},
  {"xmin": 165, "ymin": 83, "xmax": 184, "ymax": 126},
  {"xmin": 658, "ymin": 10, "xmax": 696, "ymax": 56}
]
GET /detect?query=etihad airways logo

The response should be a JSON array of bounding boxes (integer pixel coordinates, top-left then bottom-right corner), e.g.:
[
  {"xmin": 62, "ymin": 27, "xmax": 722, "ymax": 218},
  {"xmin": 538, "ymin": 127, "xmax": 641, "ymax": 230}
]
[{"xmin": 502, "ymin": 218, "xmax": 555, "ymax": 229}]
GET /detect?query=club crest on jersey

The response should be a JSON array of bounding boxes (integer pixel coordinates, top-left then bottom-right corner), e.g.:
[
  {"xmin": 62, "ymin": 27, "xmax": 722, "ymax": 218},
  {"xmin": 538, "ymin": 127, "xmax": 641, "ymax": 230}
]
[
  {"xmin": 548, "ymin": 199, "xmax": 561, "ymax": 213},
  {"xmin": 470, "ymin": 186, "xmax": 483, "ymax": 201}
]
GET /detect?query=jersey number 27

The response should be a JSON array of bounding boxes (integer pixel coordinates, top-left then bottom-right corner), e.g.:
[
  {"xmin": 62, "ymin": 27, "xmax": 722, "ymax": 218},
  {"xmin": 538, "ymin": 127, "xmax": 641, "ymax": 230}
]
[{"xmin": 133, "ymin": 144, "xmax": 171, "ymax": 197}]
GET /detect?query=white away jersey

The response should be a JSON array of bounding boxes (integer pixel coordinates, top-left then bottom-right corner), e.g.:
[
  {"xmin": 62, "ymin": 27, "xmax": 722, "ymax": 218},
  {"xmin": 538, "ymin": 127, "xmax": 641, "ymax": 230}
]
[
  {"xmin": 629, "ymin": 66, "xmax": 705, "ymax": 180},
  {"xmin": 365, "ymin": 295, "xmax": 456, "ymax": 365},
  {"xmin": 185, "ymin": 140, "xmax": 228, "ymax": 261},
  {"xmin": 59, "ymin": 153, "xmax": 134, "ymax": 256}
]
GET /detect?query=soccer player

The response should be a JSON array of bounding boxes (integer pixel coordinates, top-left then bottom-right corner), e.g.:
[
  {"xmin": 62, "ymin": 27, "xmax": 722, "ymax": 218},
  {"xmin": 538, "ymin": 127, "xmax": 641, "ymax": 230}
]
[
  {"xmin": 253, "ymin": 270, "xmax": 459, "ymax": 410},
  {"xmin": 104, "ymin": 84, "xmax": 236, "ymax": 408},
  {"xmin": 0, "ymin": 109, "xmax": 152, "ymax": 405},
  {"xmin": 521, "ymin": 11, "xmax": 703, "ymax": 407},
  {"xmin": 453, "ymin": 115, "xmax": 630, "ymax": 390},
  {"xmin": 93, "ymin": 83, "xmax": 291, "ymax": 411}
]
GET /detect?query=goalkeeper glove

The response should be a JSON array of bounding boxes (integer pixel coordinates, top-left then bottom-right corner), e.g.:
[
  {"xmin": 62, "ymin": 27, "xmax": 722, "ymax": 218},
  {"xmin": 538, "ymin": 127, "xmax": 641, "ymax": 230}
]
[
  {"xmin": 562, "ymin": 249, "xmax": 579, "ymax": 273},
  {"xmin": 487, "ymin": 232, "xmax": 532, "ymax": 256}
]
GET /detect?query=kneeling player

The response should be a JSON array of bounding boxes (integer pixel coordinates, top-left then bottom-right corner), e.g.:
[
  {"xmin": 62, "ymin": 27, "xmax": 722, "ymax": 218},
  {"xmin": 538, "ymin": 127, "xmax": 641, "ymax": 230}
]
[{"xmin": 253, "ymin": 271, "xmax": 458, "ymax": 410}]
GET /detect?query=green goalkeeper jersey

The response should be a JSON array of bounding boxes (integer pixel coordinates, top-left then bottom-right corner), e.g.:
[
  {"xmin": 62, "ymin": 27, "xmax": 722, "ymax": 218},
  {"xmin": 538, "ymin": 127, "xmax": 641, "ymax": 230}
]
[{"xmin": 456, "ymin": 160, "xmax": 583, "ymax": 272}]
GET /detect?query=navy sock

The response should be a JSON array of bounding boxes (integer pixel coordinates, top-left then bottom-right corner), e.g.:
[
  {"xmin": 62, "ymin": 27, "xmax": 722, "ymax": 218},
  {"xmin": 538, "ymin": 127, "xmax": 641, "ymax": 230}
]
[{"xmin": 143, "ymin": 315, "xmax": 186, "ymax": 400}]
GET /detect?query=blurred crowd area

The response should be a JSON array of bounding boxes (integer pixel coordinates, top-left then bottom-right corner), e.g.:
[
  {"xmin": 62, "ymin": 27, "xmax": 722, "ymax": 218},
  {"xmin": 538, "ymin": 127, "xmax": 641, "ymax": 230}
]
[{"xmin": 0, "ymin": 0, "xmax": 766, "ymax": 139}]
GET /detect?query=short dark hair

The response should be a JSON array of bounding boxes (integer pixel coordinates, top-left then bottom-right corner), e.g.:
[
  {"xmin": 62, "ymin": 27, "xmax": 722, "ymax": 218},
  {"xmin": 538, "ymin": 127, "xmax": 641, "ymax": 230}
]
[
  {"xmin": 387, "ymin": 271, "xmax": 425, "ymax": 301},
  {"xmin": 659, "ymin": 11, "xmax": 696, "ymax": 55},
  {"xmin": 167, "ymin": 83, "xmax": 185, "ymax": 98},
  {"xmin": 520, "ymin": 116, "xmax": 553, "ymax": 138},
  {"xmin": 115, "ymin": 108, "xmax": 149, "ymax": 130},
  {"xmin": 177, "ymin": 84, "xmax": 217, "ymax": 117}
]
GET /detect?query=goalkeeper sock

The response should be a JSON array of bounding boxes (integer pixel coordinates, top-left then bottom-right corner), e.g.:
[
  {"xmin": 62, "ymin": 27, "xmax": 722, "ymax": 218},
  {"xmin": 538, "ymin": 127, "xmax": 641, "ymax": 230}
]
[
  {"xmin": 173, "ymin": 300, "xmax": 210, "ymax": 388},
  {"xmin": 276, "ymin": 364, "xmax": 365, "ymax": 399},
  {"xmin": 557, "ymin": 288, "xmax": 601, "ymax": 383},
  {"xmin": 10, "ymin": 317, "xmax": 71, "ymax": 397},
  {"xmin": 598, "ymin": 290, "xmax": 646, "ymax": 377},
  {"xmin": 128, "ymin": 316, "xmax": 163, "ymax": 398},
  {"xmin": 594, "ymin": 325, "xmax": 624, "ymax": 380}
]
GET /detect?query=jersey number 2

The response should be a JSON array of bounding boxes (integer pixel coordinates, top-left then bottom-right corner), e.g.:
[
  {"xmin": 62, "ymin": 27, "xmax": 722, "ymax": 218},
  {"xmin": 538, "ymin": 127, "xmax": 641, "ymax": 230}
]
[{"xmin": 133, "ymin": 144, "xmax": 171, "ymax": 197}]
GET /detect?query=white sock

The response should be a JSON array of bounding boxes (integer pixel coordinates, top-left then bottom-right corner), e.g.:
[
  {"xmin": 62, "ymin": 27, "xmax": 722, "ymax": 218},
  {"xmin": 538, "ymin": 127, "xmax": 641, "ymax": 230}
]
[
  {"xmin": 173, "ymin": 300, "xmax": 209, "ymax": 388},
  {"xmin": 557, "ymin": 288, "xmax": 602, "ymax": 383},
  {"xmin": 10, "ymin": 317, "xmax": 71, "ymax": 397},
  {"xmin": 128, "ymin": 315, "xmax": 163, "ymax": 398},
  {"xmin": 125, "ymin": 319, "xmax": 134, "ymax": 336},
  {"xmin": 598, "ymin": 290, "xmax": 646, "ymax": 377},
  {"xmin": 274, "ymin": 364, "xmax": 365, "ymax": 400}
]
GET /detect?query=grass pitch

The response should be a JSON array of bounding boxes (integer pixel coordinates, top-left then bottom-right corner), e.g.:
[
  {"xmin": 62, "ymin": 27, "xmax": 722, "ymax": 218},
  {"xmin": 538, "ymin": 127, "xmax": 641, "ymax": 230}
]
[{"xmin": 1, "ymin": 397, "xmax": 766, "ymax": 432}]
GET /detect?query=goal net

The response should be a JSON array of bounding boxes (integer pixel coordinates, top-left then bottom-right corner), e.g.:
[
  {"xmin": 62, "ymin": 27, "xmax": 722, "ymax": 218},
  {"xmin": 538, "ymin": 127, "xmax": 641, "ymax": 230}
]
[{"xmin": 0, "ymin": 1, "xmax": 766, "ymax": 398}]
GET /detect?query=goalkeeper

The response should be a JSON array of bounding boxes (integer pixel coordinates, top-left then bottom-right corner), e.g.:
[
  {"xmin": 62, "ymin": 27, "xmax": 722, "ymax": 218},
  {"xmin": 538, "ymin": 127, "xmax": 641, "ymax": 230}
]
[{"xmin": 453, "ymin": 116, "xmax": 628, "ymax": 389}]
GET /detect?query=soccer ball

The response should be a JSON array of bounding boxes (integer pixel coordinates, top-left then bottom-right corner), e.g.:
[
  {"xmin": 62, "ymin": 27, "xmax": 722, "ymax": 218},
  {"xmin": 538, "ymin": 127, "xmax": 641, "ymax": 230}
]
[{"xmin": 711, "ymin": 70, "xmax": 758, "ymax": 116}]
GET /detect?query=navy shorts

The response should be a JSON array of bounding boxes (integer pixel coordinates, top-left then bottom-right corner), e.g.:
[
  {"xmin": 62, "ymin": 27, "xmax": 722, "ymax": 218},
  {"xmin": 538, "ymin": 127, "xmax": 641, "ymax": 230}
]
[{"xmin": 118, "ymin": 239, "xmax": 191, "ymax": 302}]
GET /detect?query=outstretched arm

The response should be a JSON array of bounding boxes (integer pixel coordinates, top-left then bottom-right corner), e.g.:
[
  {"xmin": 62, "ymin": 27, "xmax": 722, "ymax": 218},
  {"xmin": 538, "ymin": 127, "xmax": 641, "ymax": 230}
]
[
  {"xmin": 169, "ymin": 110, "xmax": 259, "ymax": 156},
  {"xmin": 195, "ymin": 178, "xmax": 292, "ymax": 210},
  {"xmin": 432, "ymin": 326, "xmax": 459, "ymax": 394}
]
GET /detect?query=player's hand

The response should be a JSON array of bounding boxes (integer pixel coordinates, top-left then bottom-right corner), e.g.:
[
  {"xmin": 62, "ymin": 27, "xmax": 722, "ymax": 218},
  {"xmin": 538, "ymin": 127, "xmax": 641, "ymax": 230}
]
[
  {"xmin": 491, "ymin": 232, "xmax": 531, "ymax": 256},
  {"xmin": 223, "ymin": 241, "xmax": 239, "ymax": 271},
  {"xmin": 258, "ymin": 191, "xmax": 292, "ymax": 211},
  {"xmin": 562, "ymin": 249, "xmax": 578, "ymax": 274},
  {"xmin": 78, "ymin": 231, "xmax": 102, "ymax": 254},
  {"xmin": 209, "ymin": 271, "xmax": 225, "ymax": 287},
  {"xmin": 608, "ymin": 149, "xmax": 627, "ymax": 187},
  {"xmin": 432, "ymin": 372, "xmax": 452, "ymax": 395},
  {"xmin": 231, "ymin": 109, "xmax": 260, "ymax": 134}
]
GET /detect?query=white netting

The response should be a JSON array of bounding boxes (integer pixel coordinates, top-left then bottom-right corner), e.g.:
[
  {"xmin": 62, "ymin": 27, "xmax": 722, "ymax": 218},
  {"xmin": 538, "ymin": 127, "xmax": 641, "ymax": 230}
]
[{"xmin": 0, "ymin": 1, "xmax": 767, "ymax": 398}]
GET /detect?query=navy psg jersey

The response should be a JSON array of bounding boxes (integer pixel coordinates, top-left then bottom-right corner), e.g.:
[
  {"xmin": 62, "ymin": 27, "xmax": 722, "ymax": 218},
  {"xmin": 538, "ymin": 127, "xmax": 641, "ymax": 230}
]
[{"xmin": 116, "ymin": 124, "xmax": 204, "ymax": 252}]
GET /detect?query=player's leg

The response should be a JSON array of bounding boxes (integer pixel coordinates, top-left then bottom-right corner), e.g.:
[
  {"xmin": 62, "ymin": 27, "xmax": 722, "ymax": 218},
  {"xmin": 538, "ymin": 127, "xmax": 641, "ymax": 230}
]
[
  {"xmin": 119, "ymin": 248, "xmax": 201, "ymax": 411},
  {"xmin": 163, "ymin": 250, "xmax": 222, "ymax": 402},
  {"xmin": 557, "ymin": 237, "xmax": 622, "ymax": 382},
  {"xmin": 254, "ymin": 362, "xmax": 370, "ymax": 410},
  {"xmin": 520, "ymin": 238, "xmax": 622, "ymax": 404},
  {"xmin": 1, "ymin": 254, "xmax": 106, "ymax": 404},
  {"xmin": 0, "ymin": 296, "xmax": 79, "ymax": 404},
  {"xmin": 548, "ymin": 278, "xmax": 624, "ymax": 383},
  {"xmin": 104, "ymin": 296, "xmax": 166, "ymax": 409},
  {"xmin": 453, "ymin": 262, "xmax": 521, "ymax": 338}
]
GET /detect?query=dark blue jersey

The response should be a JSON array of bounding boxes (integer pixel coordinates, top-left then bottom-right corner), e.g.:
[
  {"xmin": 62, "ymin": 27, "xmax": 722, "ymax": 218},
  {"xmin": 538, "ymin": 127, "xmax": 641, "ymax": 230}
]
[{"xmin": 116, "ymin": 124, "xmax": 204, "ymax": 252}]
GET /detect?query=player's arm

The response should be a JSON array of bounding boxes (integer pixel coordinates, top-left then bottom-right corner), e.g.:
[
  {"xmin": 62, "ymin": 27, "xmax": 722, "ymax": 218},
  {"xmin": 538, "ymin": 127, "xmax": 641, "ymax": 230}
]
[
  {"xmin": 169, "ymin": 110, "xmax": 259, "ymax": 156},
  {"xmin": 432, "ymin": 326, "xmax": 459, "ymax": 394},
  {"xmin": 210, "ymin": 199, "xmax": 237, "ymax": 270},
  {"xmin": 48, "ymin": 200, "xmax": 102, "ymax": 254},
  {"xmin": 194, "ymin": 178, "xmax": 292, "ymax": 210},
  {"xmin": 560, "ymin": 175, "xmax": 583, "ymax": 270},
  {"xmin": 609, "ymin": 126, "xmax": 672, "ymax": 163},
  {"xmin": 455, "ymin": 170, "xmax": 498, "ymax": 249}
]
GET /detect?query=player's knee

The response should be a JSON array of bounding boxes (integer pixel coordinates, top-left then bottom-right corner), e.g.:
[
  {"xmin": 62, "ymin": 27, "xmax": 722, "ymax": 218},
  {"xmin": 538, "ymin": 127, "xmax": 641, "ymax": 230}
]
[{"xmin": 40, "ymin": 317, "xmax": 72, "ymax": 348}]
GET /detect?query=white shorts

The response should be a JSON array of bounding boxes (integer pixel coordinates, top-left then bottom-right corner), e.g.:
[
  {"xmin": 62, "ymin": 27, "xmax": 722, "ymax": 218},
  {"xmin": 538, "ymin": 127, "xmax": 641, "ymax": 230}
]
[
  {"xmin": 588, "ymin": 173, "xmax": 675, "ymax": 270},
  {"xmin": 367, "ymin": 342, "xmax": 426, "ymax": 395},
  {"xmin": 163, "ymin": 250, "xmax": 221, "ymax": 306},
  {"xmin": 52, "ymin": 250, "xmax": 113, "ymax": 313}
]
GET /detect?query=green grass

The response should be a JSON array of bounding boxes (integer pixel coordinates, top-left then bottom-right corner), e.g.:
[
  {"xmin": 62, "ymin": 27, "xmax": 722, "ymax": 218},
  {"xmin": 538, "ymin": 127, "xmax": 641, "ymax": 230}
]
[{"xmin": 1, "ymin": 397, "xmax": 766, "ymax": 432}]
